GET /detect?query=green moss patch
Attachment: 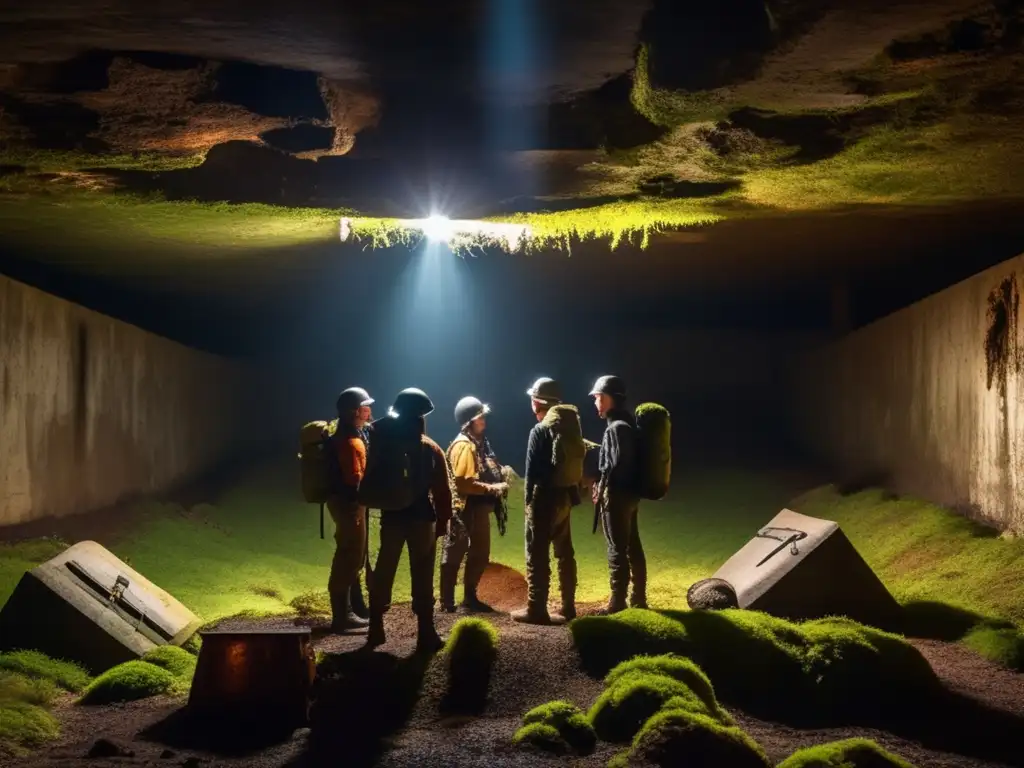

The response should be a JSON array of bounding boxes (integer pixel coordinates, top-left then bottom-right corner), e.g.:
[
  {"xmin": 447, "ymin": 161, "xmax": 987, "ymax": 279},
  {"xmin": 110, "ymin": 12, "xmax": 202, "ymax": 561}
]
[
  {"xmin": 571, "ymin": 608, "xmax": 937, "ymax": 722},
  {"xmin": 0, "ymin": 672, "xmax": 60, "ymax": 707},
  {"xmin": 605, "ymin": 655, "xmax": 719, "ymax": 715},
  {"xmin": 778, "ymin": 737, "xmax": 916, "ymax": 768},
  {"xmin": 0, "ymin": 700, "xmax": 61, "ymax": 758},
  {"xmin": 512, "ymin": 722, "xmax": 569, "ymax": 755},
  {"xmin": 623, "ymin": 709, "xmax": 770, "ymax": 768},
  {"xmin": 78, "ymin": 660, "xmax": 184, "ymax": 705},
  {"xmin": 521, "ymin": 700, "xmax": 597, "ymax": 756},
  {"xmin": 141, "ymin": 646, "xmax": 197, "ymax": 680},
  {"xmin": 290, "ymin": 590, "xmax": 331, "ymax": 618},
  {"xmin": 0, "ymin": 650, "xmax": 90, "ymax": 692},
  {"xmin": 589, "ymin": 668, "xmax": 733, "ymax": 743},
  {"xmin": 441, "ymin": 618, "xmax": 500, "ymax": 714},
  {"xmin": 962, "ymin": 625, "xmax": 1024, "ymax": 671}
]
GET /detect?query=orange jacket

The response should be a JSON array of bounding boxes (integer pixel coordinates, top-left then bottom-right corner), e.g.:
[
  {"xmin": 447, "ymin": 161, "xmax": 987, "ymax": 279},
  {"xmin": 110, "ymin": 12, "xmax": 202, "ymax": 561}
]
[{"xmin": 335, "ymin": 434, "xmax": 367, "ymax": 488}]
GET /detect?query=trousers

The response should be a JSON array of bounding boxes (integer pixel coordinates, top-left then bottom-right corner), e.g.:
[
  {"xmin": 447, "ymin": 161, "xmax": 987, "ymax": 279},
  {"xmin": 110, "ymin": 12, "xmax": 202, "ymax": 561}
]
[
  {"xmin": 600, "ymin": 489, "xmax": 646, "ymax": 605},
  {"xmin": 525, "ymin": 487, "xmax": 577, "ymax": 609},
  {"xmin": 369, "ymin": 518, "xmax": 438, "ymax": 618},
  {"xmin": 327, "ymin": 498, "xmax": 366, "ymax": 615},
  {"xmin": 440, "ymin": 499, "xmax": 493, "ymax": 596}
]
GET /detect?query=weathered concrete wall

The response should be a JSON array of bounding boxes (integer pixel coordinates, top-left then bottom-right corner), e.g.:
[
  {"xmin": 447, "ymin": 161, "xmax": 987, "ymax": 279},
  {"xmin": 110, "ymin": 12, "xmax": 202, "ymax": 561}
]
[
  {"xmin": 796, "ymin": 253, "xmax": 1024, "ymax": 534},
  {"xmin": 1, "ymin": 275, "xmax": 252, "ymax": 526}
]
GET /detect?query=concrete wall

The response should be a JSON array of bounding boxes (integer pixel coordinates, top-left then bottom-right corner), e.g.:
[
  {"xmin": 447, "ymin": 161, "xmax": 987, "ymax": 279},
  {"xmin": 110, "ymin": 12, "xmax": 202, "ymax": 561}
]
[
  {"xmin": 795, "ymin": 253, "xmax": 1024, "ymax": 534},
  {"xmin": 1, "ymin": 275, "xmax": 254, "ymax": 527}
]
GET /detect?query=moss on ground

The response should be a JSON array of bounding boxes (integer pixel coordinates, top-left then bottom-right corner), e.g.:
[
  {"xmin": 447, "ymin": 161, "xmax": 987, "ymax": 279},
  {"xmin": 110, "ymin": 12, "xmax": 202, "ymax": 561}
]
[
  {"xmin": 290, "ymin": 590, "xmax": 332, "ymax": 618},
  {"xmin": 442, "ymin": 618, "xmax": 500, "ymax": 713},
  {"xmin": 141, "ymin": 646, "xmax": 197, "ymax": 680},
  {"xmin": 0, "ymin": 652, "xmax": 84, "ymax": 757},
  {"xmin": 521, "ymin": 701, "xmax": 597, "ymax": 755},
  {"xmin": 622, "ymin": 708, "xmax": 771, "ymax": 768},
  {"xmin": 572, "ymin": 608, "xmax": 937, "ymax": 722},
  {"xmin": 778, "ymin": 737, "xmax": 916, "ymax": 768},
  {"xmin": 0, "ymin": 650, "xmax": 91, "ymax": 692},
  {"xmin": 0, "ymin": 539, "xmax": 68, "ymax": 608},
  {"xmin": 2, "ymin": 148, "xmax": 207, "ymax": 173},
  {"xmin": 78, "ymin": 660, "xmax": 185, "ymax": 705}
]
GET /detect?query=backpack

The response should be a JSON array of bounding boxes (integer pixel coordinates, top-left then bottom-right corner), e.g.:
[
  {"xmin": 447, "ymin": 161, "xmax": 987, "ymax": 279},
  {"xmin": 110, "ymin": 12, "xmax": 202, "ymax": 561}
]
[
  {"xmin": 358, "ymin": 420, "xmax": 434, "ymax": 511},
  {"xmin": 635, "ymin": 402, "xmax": 671, "ymax": 500},
  {"xmin": 298, "ymin": 419, "xmax": 339, "ymax": 505},
  {"xmin": 298, "ymin": 419, "xmax": 344, "ymax": 538},
  {"xmin": 541, "ymin": 404, "xmax": 586, "ymax": 487}
]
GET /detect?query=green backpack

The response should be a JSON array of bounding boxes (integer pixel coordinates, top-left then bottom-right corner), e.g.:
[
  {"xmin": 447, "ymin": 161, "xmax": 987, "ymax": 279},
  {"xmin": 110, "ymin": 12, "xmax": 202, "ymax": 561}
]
[
  {"xmin": 298, "ymin": 419, "xmax": 341, "ymax": 538},
  {"xmin": 542, "ymin": 404, "xmax": 586, "ymax": 488},
  {"xmin": 635, "ymin": 403, "xmax": 671, "ymax": 500}
]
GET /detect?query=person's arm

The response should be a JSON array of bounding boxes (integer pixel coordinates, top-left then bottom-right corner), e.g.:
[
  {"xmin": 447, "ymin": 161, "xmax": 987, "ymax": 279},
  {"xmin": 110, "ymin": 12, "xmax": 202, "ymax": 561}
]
[
  {"xmin": 428, "ymin": 440, "xmax": 454, "ymax": 534},
  {"xmin": 450, "ymin": 440, "xmax": 499, "ymax": 497}
]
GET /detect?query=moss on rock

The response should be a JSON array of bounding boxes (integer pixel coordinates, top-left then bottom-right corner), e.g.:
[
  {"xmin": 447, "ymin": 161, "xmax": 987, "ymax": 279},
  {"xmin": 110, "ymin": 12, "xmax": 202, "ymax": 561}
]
[
  {"xmin": 624, "ymin": 708, "xmax": 770, "ymax": 768},
  {"xmin": 141, "ymin": 645, "xmax": 197, "ymax": 680},
  {"xmin": 571, "ymin": 608, "xmax": 939, "ymax": 722},
  {"xmin": 512, "ymin": 722, "xmax": 569, "ymax": 755},
  {"xmin": 522, "ymin": 700, "xmax": 597, "ymax": 755},
  {"xmin": 778, "ymin": 737, "xmax": 916, "ymax": 768}
]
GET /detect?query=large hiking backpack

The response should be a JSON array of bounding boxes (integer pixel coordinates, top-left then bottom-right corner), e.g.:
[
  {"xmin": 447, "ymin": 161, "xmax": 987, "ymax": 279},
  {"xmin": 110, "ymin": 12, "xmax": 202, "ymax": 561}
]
[
  {"xmin": 542, "ymin": 404, "xmax": 586, "ymax": 488},
  {"xmin": 298, "ymin": 419, "xmax": 339, "ymax": 505},
  {"xmin": 358, "ymin": 421, "xmax": 433, "ymax": 511},
  {"xmin": 635, "ymin": 402, "xmax": 671, "ymax": 500}
]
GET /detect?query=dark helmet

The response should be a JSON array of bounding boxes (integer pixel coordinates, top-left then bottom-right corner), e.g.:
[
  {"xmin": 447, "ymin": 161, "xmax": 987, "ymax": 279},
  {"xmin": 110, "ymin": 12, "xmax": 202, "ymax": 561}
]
[
  {"xmin": 526, "ymin": 377, "xmax": 562, "ymax": 404},
  {"xmin": 589, "ymin": 375, "xmax": 627, "ymax": 399},
  {"xmin": 336, "ymin": 387, "xmax": 374, "ymax": 415},
  {"xmin": 390, "ymin": 387, "xmax": 434, "ymax": 419},
  {"xmin": 455, "ymin": 396, "xmax": 490, "ymax": 427}
]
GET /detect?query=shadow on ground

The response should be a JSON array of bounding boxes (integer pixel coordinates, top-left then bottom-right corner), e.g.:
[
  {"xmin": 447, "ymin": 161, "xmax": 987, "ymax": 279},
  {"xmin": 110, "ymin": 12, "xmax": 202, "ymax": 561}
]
[
  {"xmin": 287, "ymin": 648, "xmax": 432, "ymax": 768},
  {"xmin": 140, "ymin": 707, "xmax": 300, "ymax": 757}
]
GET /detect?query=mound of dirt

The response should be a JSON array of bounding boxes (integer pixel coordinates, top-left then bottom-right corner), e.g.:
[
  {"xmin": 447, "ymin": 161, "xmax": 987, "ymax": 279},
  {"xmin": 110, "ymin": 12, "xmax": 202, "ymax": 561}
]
[{"xmin": 476, "ymin": 563, "xmax": 528, "ymax": 613}]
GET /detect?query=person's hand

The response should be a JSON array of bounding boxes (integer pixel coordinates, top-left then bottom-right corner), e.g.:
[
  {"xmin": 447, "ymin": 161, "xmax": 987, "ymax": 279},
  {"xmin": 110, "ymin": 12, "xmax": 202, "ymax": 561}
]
[{"xmin": 489, "ymin": 482, "xmax": 509, "ymax": 496}]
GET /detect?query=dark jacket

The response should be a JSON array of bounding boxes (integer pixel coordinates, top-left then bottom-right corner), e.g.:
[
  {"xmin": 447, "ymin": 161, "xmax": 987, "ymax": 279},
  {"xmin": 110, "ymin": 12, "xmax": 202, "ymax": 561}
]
[
  {"xmin": 367, "ymin": 416, "xmax": 453, "ymax": 525},
  {"xmin": 599, "ymin": 407, "xmax": 638, "ymax": 492},
  {"xmin": 524, "ymin": 420, "xmax": 555, "ymax": 505}
]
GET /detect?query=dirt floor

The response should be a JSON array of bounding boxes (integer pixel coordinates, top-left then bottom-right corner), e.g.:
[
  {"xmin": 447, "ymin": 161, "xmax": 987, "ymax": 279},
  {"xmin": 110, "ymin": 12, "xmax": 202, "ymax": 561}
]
[{"xmin": 14, "ymin": 586, "xmax": 1024, "ymax": 768}]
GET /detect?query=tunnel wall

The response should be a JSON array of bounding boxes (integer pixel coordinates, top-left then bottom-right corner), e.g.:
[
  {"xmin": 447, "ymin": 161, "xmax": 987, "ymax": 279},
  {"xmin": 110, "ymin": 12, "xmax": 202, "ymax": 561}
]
[
  {"xmin": 794, "ymin": 253, "xmax": 1024, "ymax": 534},
  {"xmin": 0, "ymin": 275, "xmax": 255, "ymax": 527}
]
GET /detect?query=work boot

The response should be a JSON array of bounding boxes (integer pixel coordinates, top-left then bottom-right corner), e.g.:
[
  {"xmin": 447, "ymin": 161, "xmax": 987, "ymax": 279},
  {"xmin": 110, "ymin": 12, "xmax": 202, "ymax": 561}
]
[
  {"xmin": 365, "ymin": 614, "xmax": 386, "ymax": 648},
  {"xmin": 511, "ymin": 605, "xmax": 562, "ymax": 625},
  {"xmin": 350, "ymin": 580, "xmax": 369, "ymax": 620},
  {"xmin": 555, "ymin": 602, "xmax": 577, "ymax": 622},
  {"xmin": 594, "ymin": 595, "xmax": 628, "ymax": 616},
  {"xmin": 630, "ymin": 589, "xmax": 649, "ymax": 610},
  {"xmin": 331, "ymin": 593, "xmax": 369, "ymax": 632},
  {"xmin": 461, "ymin": 586, "xmax": 496, "ymax": 613},
  {"xmin": 439, "ymin": 568, "xmax": 458, "ymax": 613},
  {"xmin": 415, "ymin": 615, "xmax": 444, "ymax": 655}
]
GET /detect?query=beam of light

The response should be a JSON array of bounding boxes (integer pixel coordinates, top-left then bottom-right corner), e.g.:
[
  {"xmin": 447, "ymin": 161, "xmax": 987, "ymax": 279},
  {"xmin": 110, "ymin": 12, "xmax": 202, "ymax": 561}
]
[{"xmin": 340, "ymin": 216, "xmax": 532, "ymax": 252}]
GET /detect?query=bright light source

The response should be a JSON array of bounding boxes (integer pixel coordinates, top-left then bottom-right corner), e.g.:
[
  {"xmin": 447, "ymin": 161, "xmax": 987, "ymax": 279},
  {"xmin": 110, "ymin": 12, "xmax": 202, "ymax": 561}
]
[{"xmin": 421, "ymin": 215, "xmax": 452, "ymax": 242}]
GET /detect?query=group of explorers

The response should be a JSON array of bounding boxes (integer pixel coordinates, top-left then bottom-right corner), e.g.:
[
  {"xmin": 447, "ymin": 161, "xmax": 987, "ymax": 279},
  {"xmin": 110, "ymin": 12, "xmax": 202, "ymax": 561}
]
[{"xmin": 300, "ymin": 375, "xmax": 669, "ymax": 654}]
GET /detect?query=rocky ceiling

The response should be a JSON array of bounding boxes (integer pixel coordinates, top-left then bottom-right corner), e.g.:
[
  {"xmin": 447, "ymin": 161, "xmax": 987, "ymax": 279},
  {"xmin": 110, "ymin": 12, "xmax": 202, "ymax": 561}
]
[{"xmin": 2, "ymin": 0, "xmax": 1024, "ymax": 278}]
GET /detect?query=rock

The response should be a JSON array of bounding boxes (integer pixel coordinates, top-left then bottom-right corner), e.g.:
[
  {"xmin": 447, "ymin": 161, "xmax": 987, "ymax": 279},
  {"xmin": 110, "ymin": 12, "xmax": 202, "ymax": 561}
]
[
  {"xmin": 686, "ymin": 578, "xmax": 739, "ymax": 611},
  {"xmin": 160, "ymin": 749, "xmax": 177, "ymax": 759},
  {"xmin": 86, "ymin": 738, "xmax": 135, "ymax": 758}
]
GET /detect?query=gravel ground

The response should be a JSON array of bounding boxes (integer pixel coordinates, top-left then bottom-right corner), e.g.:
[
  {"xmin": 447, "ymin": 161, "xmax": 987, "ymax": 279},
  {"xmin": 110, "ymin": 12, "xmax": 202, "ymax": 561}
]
[{"xmin": 10, "ymin": 566, "xmax": 1024, "ymax": 768}]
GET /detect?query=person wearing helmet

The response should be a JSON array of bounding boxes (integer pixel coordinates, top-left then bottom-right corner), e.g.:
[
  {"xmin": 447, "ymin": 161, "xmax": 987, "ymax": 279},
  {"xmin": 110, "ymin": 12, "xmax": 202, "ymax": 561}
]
[
  {"xmin": 327, "ymin": 387, "xmax": 375, "ymax": 632},
  {"xmin": 590, "ymin": 375, "xmax": 647, "ymax": 614},
  {"xmin": 440, "ymin": 396, "xmax": 510, "ymax": 613},
  {"xmin": 512, "ymin": 377, "xmax": 580, "ymax": 625},
  {"xmin": 362, "ymin": 388, "xmax": 453, "ymax": 653}
]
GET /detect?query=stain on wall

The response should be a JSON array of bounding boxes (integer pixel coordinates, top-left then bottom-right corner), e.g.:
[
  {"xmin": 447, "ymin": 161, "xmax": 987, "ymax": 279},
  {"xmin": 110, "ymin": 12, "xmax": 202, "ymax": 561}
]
[
  {"xmin": 795, "ymin": 254, "xmax": 1024, "ymax": 534},
  {"xmin": 0, "ymin": 275, "xmax": 259, "ymax": 526}
]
